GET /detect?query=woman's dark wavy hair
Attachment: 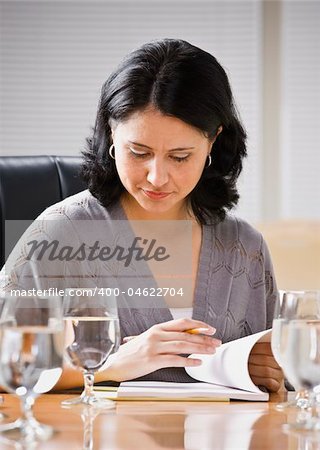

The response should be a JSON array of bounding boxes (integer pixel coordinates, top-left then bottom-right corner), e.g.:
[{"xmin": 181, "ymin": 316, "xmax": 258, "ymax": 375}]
[{"xmin": 81, "ymin": 38, "xmax": 247, "ymax": 224}]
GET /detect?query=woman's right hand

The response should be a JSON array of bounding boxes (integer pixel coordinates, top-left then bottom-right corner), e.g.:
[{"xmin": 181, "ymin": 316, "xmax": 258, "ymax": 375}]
[{"xmin": 102, "ymin": 318, "xmax": 221, "ymax": 382}]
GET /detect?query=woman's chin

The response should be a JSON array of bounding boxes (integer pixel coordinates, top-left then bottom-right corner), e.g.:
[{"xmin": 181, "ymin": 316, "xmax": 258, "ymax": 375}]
[{"xmin": 133, "ymin": 196, "xmax": 183, "ymax": 218}]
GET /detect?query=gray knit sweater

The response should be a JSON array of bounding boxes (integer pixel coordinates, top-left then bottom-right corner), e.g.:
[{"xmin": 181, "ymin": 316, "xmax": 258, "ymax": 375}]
[{"xmin": 2, "ymin": 190, "xmax": 277, "ymax": 382}]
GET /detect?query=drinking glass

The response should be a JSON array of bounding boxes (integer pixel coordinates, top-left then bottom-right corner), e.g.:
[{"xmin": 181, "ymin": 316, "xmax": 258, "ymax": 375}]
[
  {"xmin": 61, "ymin": 289, "xmax": 120, "ymax": 409},
  {"xmin": 282, "ymin": 320, "xmax": 320, "ymax": 431},
  {"xmin": 0, "ymin": 295, "xmax": 64, "ymax": 442},
  {"xmin": 271, "ymin": 290, "xmax": 320, "ymax": 412}
]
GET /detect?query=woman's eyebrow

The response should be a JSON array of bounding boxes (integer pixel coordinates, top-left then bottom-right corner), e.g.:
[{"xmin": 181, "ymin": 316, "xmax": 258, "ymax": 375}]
[{"xmin": 128, "ymin": 140, "xmax": 195, "ymax": 151}]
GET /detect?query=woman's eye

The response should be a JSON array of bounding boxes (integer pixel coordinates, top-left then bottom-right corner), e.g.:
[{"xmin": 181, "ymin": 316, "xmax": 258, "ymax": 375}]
[
  {"xmin": 171, "ymin": 155, "xmax": 190, "ymax": 163},
  {"xmin": 129, "ymin": 149, "xmax": 149, "ymax": 158},
  {"xmin": 129, "ymin": 148, "xmax": 190, "ymax": 163}
]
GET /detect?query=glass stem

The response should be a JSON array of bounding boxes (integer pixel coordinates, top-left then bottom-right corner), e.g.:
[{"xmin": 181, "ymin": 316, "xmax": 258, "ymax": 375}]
[
  {"xmin": 20, "ymin": 396, "xmax": 35, "ymax": 423},
  {"xmin": 83, "ymin": 371, "xmax": 95, "ymax": 398}
]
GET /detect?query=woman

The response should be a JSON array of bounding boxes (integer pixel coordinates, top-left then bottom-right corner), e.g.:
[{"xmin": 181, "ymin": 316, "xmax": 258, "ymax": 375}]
[{"xmin": 2, "ymin": 39, "xmax": 283, "ymax": 391}]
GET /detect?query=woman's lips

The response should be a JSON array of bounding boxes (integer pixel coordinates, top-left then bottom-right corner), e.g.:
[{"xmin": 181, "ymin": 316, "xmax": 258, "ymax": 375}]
[{"xmin": 142, "ymin": 189, "xmax": 172, "ymax": 200}]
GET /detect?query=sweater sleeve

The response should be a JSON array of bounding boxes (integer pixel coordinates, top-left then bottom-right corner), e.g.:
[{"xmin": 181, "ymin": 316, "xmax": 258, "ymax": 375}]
[{"xmin": 226, "ymin": 217, "xmax": 278, "ymax": 338}]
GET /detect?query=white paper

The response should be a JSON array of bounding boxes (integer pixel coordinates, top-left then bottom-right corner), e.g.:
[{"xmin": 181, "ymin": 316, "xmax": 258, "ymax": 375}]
[
  {"xmin": 186, "ymin": 329, "xmax": 271, "ymax": 394},
  {"xmin": 116, "ymin": 380, "xmax": 268, "ymax": 401}
]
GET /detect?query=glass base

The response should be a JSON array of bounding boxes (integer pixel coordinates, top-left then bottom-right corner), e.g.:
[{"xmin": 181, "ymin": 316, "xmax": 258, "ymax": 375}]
[
  {"xmin": 0, "ymin": 416, "xmax": 53, "ymax": 443},
  {"xmin": 61, "ymin": 392, "xmax": 116, "ymax": 409}
]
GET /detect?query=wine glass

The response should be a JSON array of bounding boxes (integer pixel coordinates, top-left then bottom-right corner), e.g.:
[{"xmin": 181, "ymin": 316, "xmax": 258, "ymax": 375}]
[
  {"xmin": 0, "ymin": 295, "xmax": 64, "ymax": 442},
  {"xmin": 61, "ymin": 289, "xmax": 120, "ymax": 409},
  {"xmin": 271, "ymin": 290, "xmax": 320, "ymax": 412},
  {"xmin": 282, "ymin": 320, "xmax": 320, "ymax": 431}
]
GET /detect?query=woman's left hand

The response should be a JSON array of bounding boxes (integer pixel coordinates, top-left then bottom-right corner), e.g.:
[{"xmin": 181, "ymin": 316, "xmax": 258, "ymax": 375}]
[{"xmin": 248, "ymin": 342, "xmax": 284, "ymax": 392}]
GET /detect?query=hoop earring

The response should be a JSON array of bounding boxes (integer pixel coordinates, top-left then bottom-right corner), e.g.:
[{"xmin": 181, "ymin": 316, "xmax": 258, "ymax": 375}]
[
  {"xmin": 205, "ymin": 154, "xmax": 212, "ymax": 168},
  {"xmin": 109, "ymin": 144, "xmax": 115, "ymax": 160}
]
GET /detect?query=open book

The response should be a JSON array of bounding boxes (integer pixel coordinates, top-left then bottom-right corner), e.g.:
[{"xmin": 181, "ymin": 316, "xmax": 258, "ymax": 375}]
[{"xmin": 95, "ymin": 329, "xmax": 272, "ymax": 402}]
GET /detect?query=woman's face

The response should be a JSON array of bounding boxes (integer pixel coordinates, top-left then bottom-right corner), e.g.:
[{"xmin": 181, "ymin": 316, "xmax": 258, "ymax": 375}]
[{"xmin": 111, "ymin": 107, "xmax": 215, "ymax": 219}]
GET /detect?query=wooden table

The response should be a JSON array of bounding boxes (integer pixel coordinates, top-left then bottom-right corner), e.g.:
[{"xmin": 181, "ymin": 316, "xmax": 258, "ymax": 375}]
[{"xmin": 0, "ymin": 392, "xmax": 318, "ymax": 449}]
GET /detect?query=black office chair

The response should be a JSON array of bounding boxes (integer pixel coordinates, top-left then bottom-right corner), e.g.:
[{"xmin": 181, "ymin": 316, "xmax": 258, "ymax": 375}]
[{"xmin": 0, "ymin": 155, "xmax": 86, "ymax": 268}]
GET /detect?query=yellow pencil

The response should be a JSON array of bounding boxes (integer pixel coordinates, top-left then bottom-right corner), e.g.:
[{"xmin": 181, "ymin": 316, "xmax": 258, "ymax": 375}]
[{"xmin": 185, "ymin": 328, "xmax": 213, "ymax": 335}]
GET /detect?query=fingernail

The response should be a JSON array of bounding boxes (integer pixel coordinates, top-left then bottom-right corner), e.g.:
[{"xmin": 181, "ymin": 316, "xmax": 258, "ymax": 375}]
[{"xmin": 198, "ymin": 327, "xmax": 216, "ymax": 335}]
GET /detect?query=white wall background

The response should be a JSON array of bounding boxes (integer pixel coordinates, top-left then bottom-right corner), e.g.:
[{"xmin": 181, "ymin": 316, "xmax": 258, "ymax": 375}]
[
  {"xmin": 0, "ymin": 0, "xmax": 319, "ymax": 223},
  {"xmin": 280, "ymin": 1, "xmax": 320, "ymax": 219}
]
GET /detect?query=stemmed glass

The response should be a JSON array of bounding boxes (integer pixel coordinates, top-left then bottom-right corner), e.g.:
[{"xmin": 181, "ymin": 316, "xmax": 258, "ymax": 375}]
[
  {"xmin": 282, "ymin": 320, "xmax": 320, "ymax": 431},
  {"xmin": 61, "ymin": 289, "xmax": 120, "ymax": 409},
  {"xmin": 271, "ymin": 290, "xmax": 320, "ymax": 412},
  {"xmin": 0, "ymin": 295, "xmax": 64, "ymax": 442}
]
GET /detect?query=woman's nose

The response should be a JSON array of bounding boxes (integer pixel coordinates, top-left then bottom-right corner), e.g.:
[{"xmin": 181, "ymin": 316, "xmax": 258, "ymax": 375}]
[{"xmin": 146, "ymin": 158, "xmax": 169, "ymax": 187}]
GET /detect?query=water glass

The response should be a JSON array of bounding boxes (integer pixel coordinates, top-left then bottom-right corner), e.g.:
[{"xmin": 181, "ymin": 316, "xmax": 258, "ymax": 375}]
[
  {"xmin": 282, "ymin": 320, "xmax": 320, "ymax": 430},
  {"xmin": 0, "ymin": 295, "xmax": 64, "ymax": 442},
  {"xmin": 271, "ymin": 290, "xmax": 320, "ymax": 411},
  {"xmin": 61, "ymin": 289, "xmax": 120, "ymax": 409}
]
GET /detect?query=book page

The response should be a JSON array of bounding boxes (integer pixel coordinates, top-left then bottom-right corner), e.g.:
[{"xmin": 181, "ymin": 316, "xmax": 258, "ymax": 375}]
[
  {"xmin": 186, "ymin": 329, "xmax": 271, "ymax": 393},
  {"xmin": 96, "ymin": 380, "xmax": 268, "ymax": 401}
]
